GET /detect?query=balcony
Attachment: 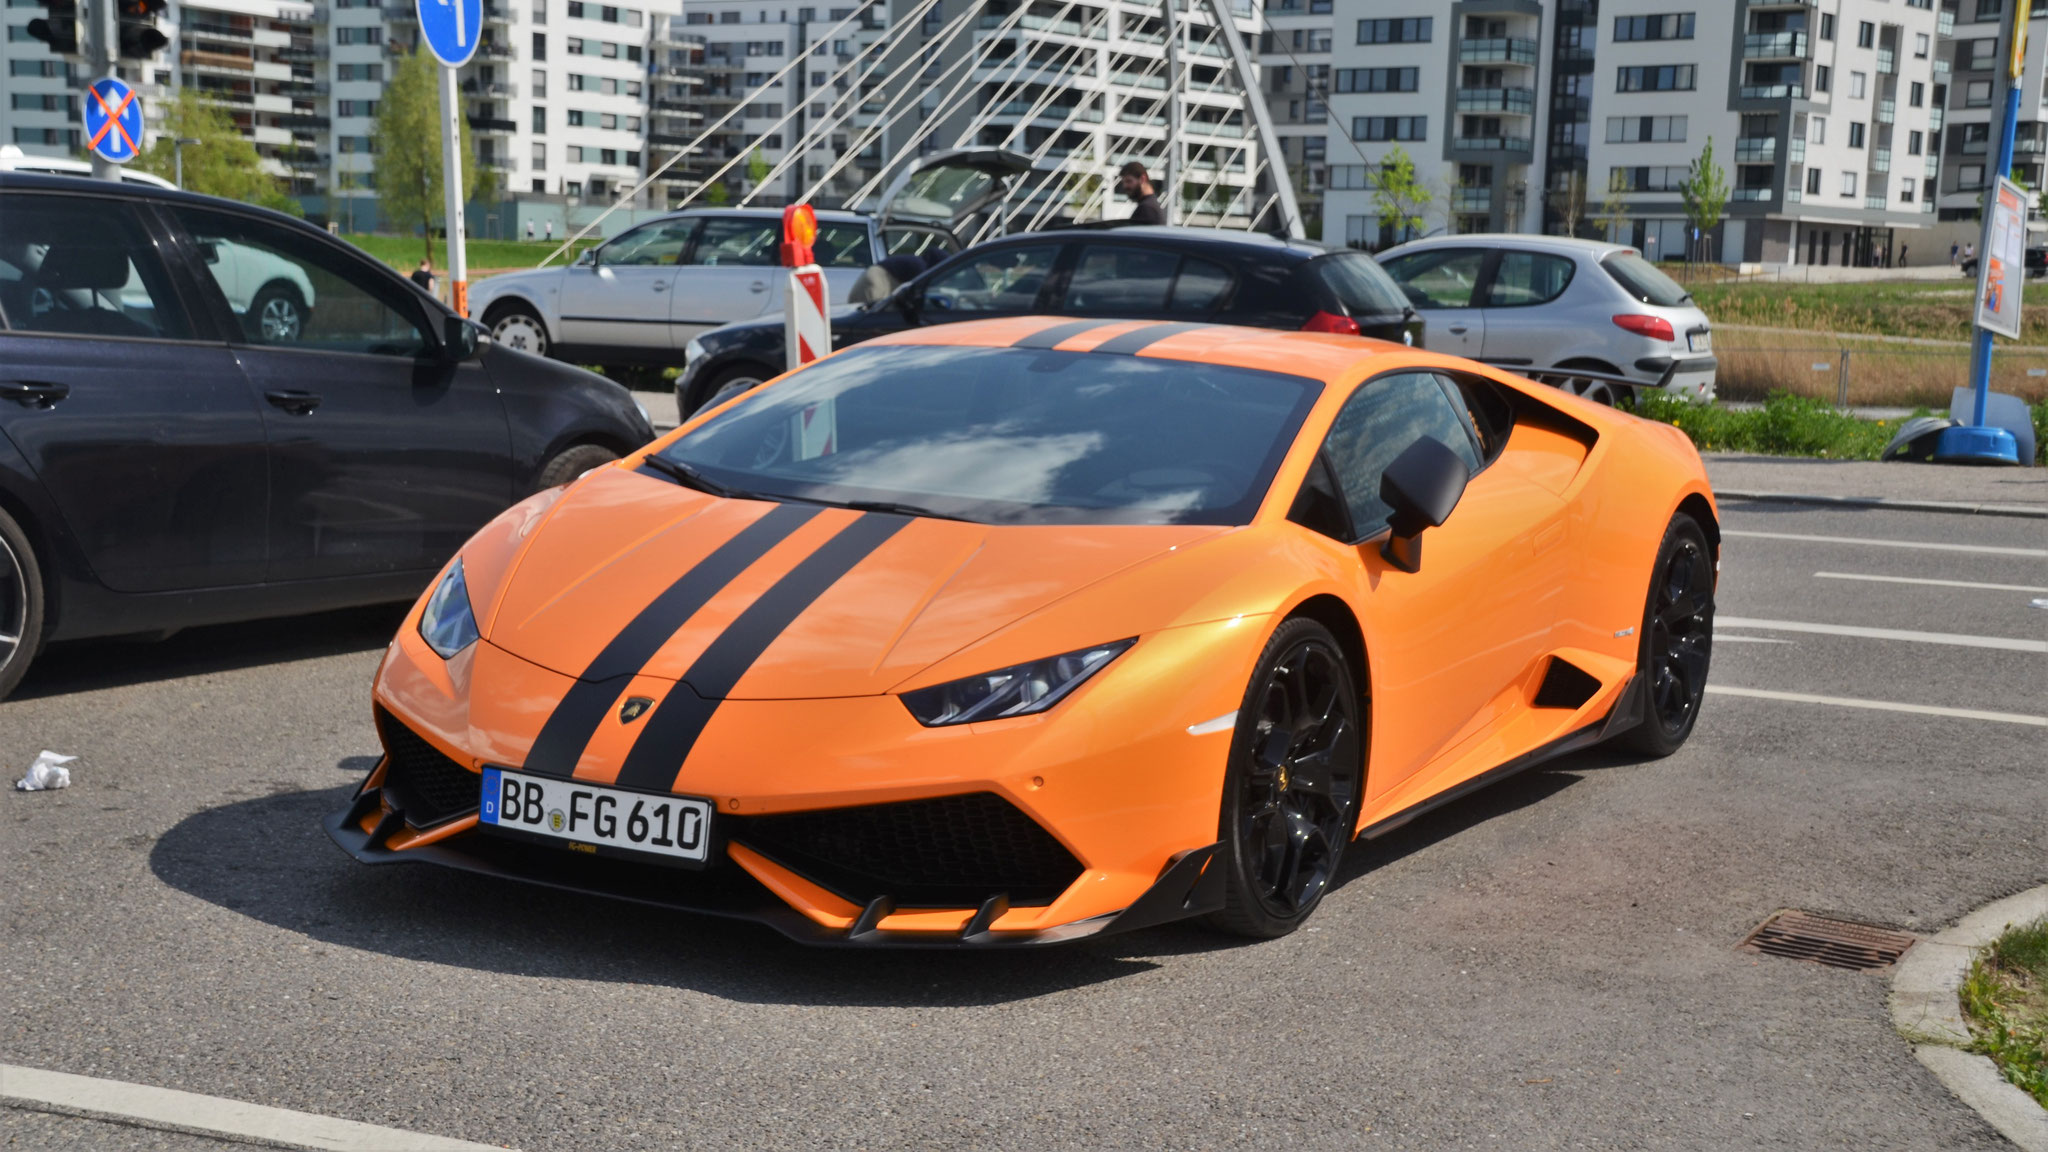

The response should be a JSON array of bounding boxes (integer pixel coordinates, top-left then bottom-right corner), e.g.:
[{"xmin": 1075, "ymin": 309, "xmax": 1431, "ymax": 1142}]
[
  {"xmin": 462, "ymin": 79, "xmax": 519, "ymax": 98},
  {"xmin": 1786, "ymin": 186, "xmax": 1802, "ymax": 202},
  {"xmin": 1450, "ymin": 187, "xmax": 1494, "ymax": 211},
  {"xmin": 1939, "ymin": 9, "xmax": 1954, "ymax": 36},
  {"xmin": 1871, "ymin": 148, "xmax": 1890, "ymax": 173},
  {"xmin": 1739, "ymin": 83, "xmax": 1805, "ymax": 100},
  {"xmin": 1456, "ymin": 86, "xmax": 1535, "ymax": 115},
  {"xmin": 1930, "ymin": 107, "xmax": 1944, "ymax": 130},
  {"xmin": 1458, "ymin": 37, "xmax": 1537, "ymax": 66},
  {"xmin": 466, "ymin": 115, "xmax": 517, "ymax": 132},
  {"xmin": 1452, "ymin": 135, "xmax": 1532, "ymax": 154},
  {"xmin": 1866, "ymin": 195, "xmax": 1888, "ymax": 210},
  {"xmin": 1926, "ymin": 153, "xmax": 1940, "ymax": 176},
  {"xmin": 1734, "ymin": 136, "xmax": 1777, "ymax": 162},
  {"xmin": 1923, "ymin": 199, "xmax": 1936, "ymax": 213},
  {"xmin": 1743, "ymin": 31, "xmax": 1808, "ymax": 59},
  {"xmin": 477, "ymin": 41, "xmax": 514, "ymax": 59},
  {"xmin": 1933, "ymin": 57, "xmax": 1950, "ymax": 77},
  {"xmin": 186, "ymin": 20, "xmax": 256, "ymax": 40},
  {"xmin": 1732, "ymin": 188, "xmax": 1773, "ymax": 202},
  {"xmin": 483, "ymin": 0, "xmax": 512, "ymax": 21},
  {"xmin": 1790, "ymin": 137, "xmax": 1806, "ymax": 163},
  {"xmin": 1877, "ymin": 48, "xmax": 1896, "ymax": 75},
  {"xmin": 183, "ymin": 49, "xmax": 255, "ymax": 72}
]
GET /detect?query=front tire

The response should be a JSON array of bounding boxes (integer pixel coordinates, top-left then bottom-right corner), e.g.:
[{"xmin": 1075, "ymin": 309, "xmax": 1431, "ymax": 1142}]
[
  {"xmin": 486, "ymin": 302, "xmax": 551, "ymax": 358},
  {"xmin": 1207, "ymin": 617, "xmax": 1365, "ymax": 939},
  {"xmin": 0, "ymin": 506, "xmax": 47, "ymax": 702},
  {"xmin": 535, "ymin": 444, "xmax": 618, "ymax": 492},
  {"xmin": 689, "ymin": 363, "xmax": 773, "ymax": 416},
  {"xmin": 1614, "ymin": 514, "xmax": 1715, "ymax": 757},
  {"xmin": 250, "ymin": 281, "xmax": 306, "ymax": 342}
]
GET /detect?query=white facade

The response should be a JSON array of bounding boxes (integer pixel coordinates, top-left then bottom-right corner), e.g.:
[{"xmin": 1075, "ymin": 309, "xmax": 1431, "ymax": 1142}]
[{"xmin": 1257, "ymin": 0, "xmax": 1332, "ymax": 232}]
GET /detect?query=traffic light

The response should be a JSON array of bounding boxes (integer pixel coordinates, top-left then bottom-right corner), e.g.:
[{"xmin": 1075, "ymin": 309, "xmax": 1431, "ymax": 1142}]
[
  {"xmin": 117, "ymin": 0, "xmax": 168, "ymax": 58},
  {"xmin": 24, "ymin": 0, "xmax": 79, "ymax": 55}
]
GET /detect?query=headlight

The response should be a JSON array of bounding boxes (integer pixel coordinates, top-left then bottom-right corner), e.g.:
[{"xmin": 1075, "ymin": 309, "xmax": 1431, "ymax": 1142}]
[
  {"xmin": 684, "ymin": 337, "xmax": 706, "ymax": 364},
  {"xmin": 418, "ymin": 559, "xmax": 480, "ymax": 659},
  {"xmin": 900, "ymin": 640, "xmax": 1134, "ymax": 727},
  {"xmin": 677, "ymin": 338, "xmax": 708, "ymax": 389}
]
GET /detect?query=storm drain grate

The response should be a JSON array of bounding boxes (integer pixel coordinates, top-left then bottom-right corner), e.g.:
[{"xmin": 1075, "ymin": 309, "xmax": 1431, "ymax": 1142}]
[{"xmin": 1740, "ymin": 910, "xmax": 1917, "ymax": 971}]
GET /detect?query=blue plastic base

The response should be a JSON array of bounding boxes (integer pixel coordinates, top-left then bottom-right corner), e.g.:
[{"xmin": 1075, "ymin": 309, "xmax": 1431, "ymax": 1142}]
[{"xmin": 1931, "ymin": 424, "xmax": 2021, "ymax": 465}]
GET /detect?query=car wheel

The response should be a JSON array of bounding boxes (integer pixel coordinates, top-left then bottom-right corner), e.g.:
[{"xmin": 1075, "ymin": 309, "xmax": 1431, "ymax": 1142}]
[
  {"xmin": 1207, "ymin": 617, "xmax": 1364, "ymax": 939},
  {"xmin": 0, "ymin": 506, "xmax": 47, "ymax": 702},
  {"xmin": 487, "ymin": 302, "xmax": 551, "ymax": 358},
  {"xmin": 250, "ymin": 281, "xmax": 306, "ymax": 342},
  {"xmin": 1614, "ymin": 514, "xmax": 1715, "ymax": 758},
  {"xmin": 695, "ymin": 364, "xmax": 772, "ymax": 414},
  {"xmin": 1548, "ymin": 363, "xmax": 1625, "ymax": 407},
  {"xmin": 535, "ymin": 444, "xmax": 618, "ymax": 492}
]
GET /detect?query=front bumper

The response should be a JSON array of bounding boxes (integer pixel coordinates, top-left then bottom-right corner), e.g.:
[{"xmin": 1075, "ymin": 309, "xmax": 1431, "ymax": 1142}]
[{"xmin": 324, "ymin": 778, "xmax": 1224, "ymax": 947}]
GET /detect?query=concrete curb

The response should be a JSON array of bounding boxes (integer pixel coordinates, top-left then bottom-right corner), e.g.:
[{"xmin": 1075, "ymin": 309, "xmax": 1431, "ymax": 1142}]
[
  {"xmin": 1888, "ymin": 886, "xmax": 2048, "ymax": 1152},
  {"xmin": 1715, "ymin": 489, "xmax": 2048, "ymax": 519}
]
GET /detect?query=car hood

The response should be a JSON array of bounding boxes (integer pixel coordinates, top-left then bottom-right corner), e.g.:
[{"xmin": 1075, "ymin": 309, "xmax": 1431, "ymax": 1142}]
[{"xmin": 476, "ymin": 465, "xmax": 1226, "ymax": 699}]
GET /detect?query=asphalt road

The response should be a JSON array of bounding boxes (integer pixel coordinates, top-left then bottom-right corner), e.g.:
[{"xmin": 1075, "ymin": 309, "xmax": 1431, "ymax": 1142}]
[{"xmin": 2, "ymin": 501, "xmax": 2043, "ymax": 1151}]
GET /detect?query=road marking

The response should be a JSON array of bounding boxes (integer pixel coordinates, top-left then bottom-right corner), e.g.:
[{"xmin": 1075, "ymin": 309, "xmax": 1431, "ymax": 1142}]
[
  {"xmin": 0, "ymin": 1064, "xmax": 512, "ymax": 1152},
  {"xmin": 1813, "ymin": 571, "xmax": 2048, "ymax": 594},
  {"xmin": 1707, "ymin": 686, "xmax": 2048, "ymax": 728},
  {"xmin": 1714, "ymin": 635, "xmax": 1794, "ymax": 644},
  {"xmin": 1716, "ymin": 616, "xmax": 2048, "ymax": 653},
  {"xmin": 1724, "ymin": 529, "xmax": 2047, "ymax": 558}
]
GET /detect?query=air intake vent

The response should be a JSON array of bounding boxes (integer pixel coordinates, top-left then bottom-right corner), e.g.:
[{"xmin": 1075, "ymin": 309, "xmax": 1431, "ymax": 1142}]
[
  {"xmin": 1534, "ymin": 655, "xmax": 1602, "ymax": 709},
  {"xmin": 1739, "ymin": 910, "xmax": 1917, "ymax": 971},
  {"xmin": 377, "ymin": 709, "xmax": 481, "ymax": 829}
]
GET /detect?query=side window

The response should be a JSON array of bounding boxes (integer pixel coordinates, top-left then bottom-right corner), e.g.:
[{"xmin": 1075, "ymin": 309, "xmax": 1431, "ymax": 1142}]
[
  {"xmin": 921, "ymin": 243, "xmax": 1062, "ymax": 313},
  {"xmin": 602, "ymin": 220, "xmax": 695, "ymax": 266},
  {"xmin": 1321, "ymin": 371, "xmax": 1484, "ymax": 538},
  {"xmin": 1169, "ymin": 257, "xmax": 1233, "ymax": 313},
  {"xmin": 1485, "ymin": 252, "xmax": 1576, "ymax": 307},
  {"xmin": 814, "ymin": 221, "xmax": 873, "ymax": 268},
  {"xmin": 0, "ymin": 193, "xmax": 191, "ymax": 340},
  {"xmin": 1436, "ymin": 372, "xmax": 1513, "ymax": 466},
  {"xmin": 168, "ymin": 205, "xmax": 431, "ymax": 357},
  {"xmin": 687, "ymin": 218, "xmax": 779, "ymax": 266},
  {"xmin": 1062, "ymin": 244, "xmax": 1178, "ymax": 313},
  {"xmin": 1377, "ymin": 248, "xmax": 1486, "ymax": 309}
]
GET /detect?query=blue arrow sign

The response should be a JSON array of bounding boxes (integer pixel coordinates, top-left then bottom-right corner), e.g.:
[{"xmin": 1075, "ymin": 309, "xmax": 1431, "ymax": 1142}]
[
  {"xmin": 83, "ymin": 78, "xmax": 144, "ymax": 164},
  {"xmin": 417, "ymin": 0, "xmax": 483, "ymax": 66}
]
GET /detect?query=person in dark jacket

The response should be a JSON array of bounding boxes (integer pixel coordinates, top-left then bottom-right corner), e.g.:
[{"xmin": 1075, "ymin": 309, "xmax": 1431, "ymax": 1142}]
[
  {"xmin": 1119, "ymin": 161, "xmax": 1165, "ymax": 225},
  {"xmin": 410, "ymin": 259, "xmax": 437, "ymax": 296}
]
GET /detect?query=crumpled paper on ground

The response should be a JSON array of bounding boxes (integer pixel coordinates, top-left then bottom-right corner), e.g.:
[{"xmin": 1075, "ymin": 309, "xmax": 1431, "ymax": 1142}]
[{"xmin": 14, "ymin": 751, "xmax": 75, "ymax": 791}]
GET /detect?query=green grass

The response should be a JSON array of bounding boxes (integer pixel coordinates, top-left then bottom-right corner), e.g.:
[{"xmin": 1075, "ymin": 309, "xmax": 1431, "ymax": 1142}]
[
  {"xmin": 1960, "ymin": 915, "xmax": 2048, "ymax": 1109},
  {"xmin": 1688, "ymin": 279, "xmax": 2048, "ymax": 344},
  {"xmin": 334, "ymin": 232, "xmax": 599, "ymax": 274},
  {"xmin": 1631, "ymin": 390, "xmax": 2048, "ymax": 465}
]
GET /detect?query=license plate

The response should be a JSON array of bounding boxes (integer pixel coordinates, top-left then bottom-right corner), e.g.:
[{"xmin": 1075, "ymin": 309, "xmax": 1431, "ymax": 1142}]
[
  {"xmin": 1688, "ymin": 330, "xmax": 1711, "ymax": 353},
  {"xmin": 480, "ymin": 767, "xmax": 712, "ymax": 863}
]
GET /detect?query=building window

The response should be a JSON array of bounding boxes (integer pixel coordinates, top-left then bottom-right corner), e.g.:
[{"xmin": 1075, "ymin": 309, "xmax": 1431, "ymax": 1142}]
[
  {"xmin": 1344, "ymin": 215, "xmax": 1375, "ymax": 248},
  {"xmin": 1605, "ymin": 114, "xmax": 1688, "ymax": 143},
  {"xmin": 1849, "ymin": 71, "xmax": 1866, "ymax": 99},
  {"xmin": 1966, "ymin": 39, "xmax": 1998, "ymax": 71},
  {"xmin": 1356, "ymin": 17, "xmax": 1431, "ymax": 44},
  {"xmin": 531, "ymin": 142, "xmax": 545, "ymax": 167},
  {"xmin": 1328, "ymin": 165, "xmax": 1369, "ymax": 189},
  {"xmin": 1616, "ymin": 65, "xmax": 1695, "ymax": 92},
  {"xmin": 532, "ymin": 105, "xmax": 545, "ymax": 133},
  {"xmin": 567, "ymin": 109, "xmax": 584, "ymax": 125},
  {"xmin": 532, "ymin": 31, "xmax": 547, "ymax": 58},
  {"xmin": 1914, "ymin": 33, "xmax": 1929, "ymax": 59},
  {"xmin": 1333, "ymin": 67, "xmax": 1417, "ymax": 93},
  {"xmin": 1901, "ymin": 180, "xmax": 1915, "ymax": 203},
  {"xmin": 1607, "ymin": 166, "xmax": 1689, "ymax": 192},
  {"xmin": 1810, "ymin": 115, "xmax": 1826, "ymax": 144},
  {"xmin": 1967, "ymin": 79, "xmax": 1994, "ymax": 107},
  {"xmin": 1856, "ymin": 21, "xmax": 1874, "ymax": 49},
  {"xmin": 1815, "ymin": 65, "xmax": 1831, "ymax": 93},
  {"xmin": 1806, "ymin": 168, "xmax": 1822, "ymax": 195},
  {"xmin": 532, "ymin": 67, "xmax": 545, "ymax": 96},
  {"xmin": 1975, "ymin": 0, "xmax": 2003, "ymax": 18},
  {"xmin": 1612, "ymin": 13, "xmax": 1694, "ymax": 41},
  {"xmin": 1849, "ymin": 122, "xmax": 1865, "ymax": 148},
  {"xmin": 1819, "ymin": 13, "xmax": 1834, "ymax": 40},
  {"xmin": 1910, "ymin": 81, "xmax": 1925, "ymax": 107},
  {"xmin": 1908, "ymin": 130, "xmax": 1924, "ymax": 155},
  {"xmin": 1352, "ymin": 116, "xmax": 1426, "ymax": 141},
  {"xmin": 1960, "ymin": 164, "xmax": 1985, "ymax": 190},
  {"xmin": 1841, "ymin": 171, "xmax": 1857, "ymax": 198}
]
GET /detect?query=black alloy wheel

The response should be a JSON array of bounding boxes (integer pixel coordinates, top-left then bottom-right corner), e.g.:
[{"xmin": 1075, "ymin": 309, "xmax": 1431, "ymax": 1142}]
[
  {"xmin": 1209, "ymin": 617, "xmax": 1364, "ymax": 938},
  {"xmin": 1617, "ymin": 514, "xmax": 1714, "ymax": 757}
]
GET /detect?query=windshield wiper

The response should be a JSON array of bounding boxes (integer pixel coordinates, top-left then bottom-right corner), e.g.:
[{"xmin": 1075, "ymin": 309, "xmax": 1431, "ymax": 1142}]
[
  {"xmin": 830, "ymin": 497, "xmax": 976, "ymax": 523},
  {"xmin": 641, "ymin": 454, "xmax": 753, "ymax": 499}
]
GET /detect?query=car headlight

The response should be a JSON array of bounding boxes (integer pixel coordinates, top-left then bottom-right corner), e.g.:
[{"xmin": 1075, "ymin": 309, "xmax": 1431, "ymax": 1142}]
[
  {"xmin": 900, "ymin": 640, "xmax": 1134, "ymax": 727},
  {"xmin": 418, "ymin": 559, "xmax": 480, "ymax": 659},
  {"xmin": 684, "ymin": 337, "xmax": 706, "ymax": 364},
  {"xmin": 678, "ymin": 338, "xmax": 708, "ymax": 389}
]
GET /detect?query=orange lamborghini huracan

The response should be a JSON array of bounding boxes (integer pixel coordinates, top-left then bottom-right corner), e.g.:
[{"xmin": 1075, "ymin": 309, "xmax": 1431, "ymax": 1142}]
[{"xmin": 328, "ymin": 317, "xmax": 1719, "ymax": 945}]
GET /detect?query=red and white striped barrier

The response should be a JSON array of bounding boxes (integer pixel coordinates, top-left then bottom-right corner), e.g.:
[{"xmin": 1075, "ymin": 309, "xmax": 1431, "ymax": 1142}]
[{"xmin": 782, "ymin": 204, "xmax": 832, "ymax": 372}]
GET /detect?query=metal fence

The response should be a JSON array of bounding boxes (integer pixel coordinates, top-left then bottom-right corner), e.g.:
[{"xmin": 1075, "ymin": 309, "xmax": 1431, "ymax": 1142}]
[{"xmin": 1715, "ymin": 344, "xmax": 2048, "ymax": 408}]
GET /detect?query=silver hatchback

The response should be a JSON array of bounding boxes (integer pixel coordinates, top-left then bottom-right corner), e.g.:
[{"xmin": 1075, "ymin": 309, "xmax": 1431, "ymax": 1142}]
[{"xmin": 1377, "ymin": 234, "xmax": 1716, "ymax": 404}]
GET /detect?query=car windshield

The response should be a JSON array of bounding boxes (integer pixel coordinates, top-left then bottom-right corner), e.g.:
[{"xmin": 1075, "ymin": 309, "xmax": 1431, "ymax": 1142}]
[
  {"xmin": 1312, "ymin": 252, "xmax": 1410, "ymax": 317},
  {"xmin": 656, "ymin": 344, "xmax": 1321, "ymax": 525},
  {"xmin": 1601, "ymin": 251, "xmax": 1691, "ymax": 306}
]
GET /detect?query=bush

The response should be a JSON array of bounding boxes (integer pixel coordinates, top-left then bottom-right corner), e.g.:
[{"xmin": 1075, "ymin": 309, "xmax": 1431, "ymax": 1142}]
[
  {"xmin": 1961, "ymin": 915, "xmax": 2048, "ymax": 1108},
  {"xmin": 1629, "ymin": 390, "xmax": 1903, "ymax": 459}
]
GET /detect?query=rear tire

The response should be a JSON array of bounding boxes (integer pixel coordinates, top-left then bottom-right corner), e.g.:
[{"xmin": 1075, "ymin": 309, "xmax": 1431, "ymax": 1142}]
[
  {"xmin": 486, "ymin": 301, "xmax": 551, "ymax": 358},
  {"xmin": 1206, "ymin": 617, "xmax": 1365, "ymax": 939},
  {"xmin": 535, "ymin": 444, "xmax": 618, "ymax": 492},
  {"xmin": 1614, "ymin": 514, "xmax": 1714, "ymax": 757},
  {"xmin": 249, "ymin": 281, "xmax": 306, "ymax": 342},
  {"xmin": 0, "ymin": 506, "xmax": 46, "ymax": 702}
]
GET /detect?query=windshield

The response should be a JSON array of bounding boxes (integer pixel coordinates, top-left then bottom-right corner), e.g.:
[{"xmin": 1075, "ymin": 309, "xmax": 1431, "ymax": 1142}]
[
  {"xmin": 1601, "ymin": 251, "xmax": 1691, "ymax": 306},
  {"xmin": 1312, "ymin": 252, "xmax": 1410, "ymax": 317},
  {"xmin": 657, "ymin": 345, "xmax": 1321, "ymax": 525}
]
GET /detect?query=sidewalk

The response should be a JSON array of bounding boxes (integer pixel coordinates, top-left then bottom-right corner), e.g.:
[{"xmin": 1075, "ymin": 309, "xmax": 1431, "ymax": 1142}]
[{"xmin": 1704, "ymin": 453, "xmax": 2048, "ymax": 517}]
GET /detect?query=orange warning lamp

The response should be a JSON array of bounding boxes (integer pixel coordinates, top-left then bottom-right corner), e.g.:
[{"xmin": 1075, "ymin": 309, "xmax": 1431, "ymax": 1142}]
[{"xmin": 781, "ymin": 203, "xmax": 818, "ymax": 267}]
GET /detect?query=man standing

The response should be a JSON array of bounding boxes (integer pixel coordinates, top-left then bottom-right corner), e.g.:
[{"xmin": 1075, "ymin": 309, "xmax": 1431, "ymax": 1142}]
[
  {"xmin": 1118, "ymin": 161, "xmax": 1166, "ymax": 225},
  {"xmin": 411, "ymin": 258, "xmax": 438, "ymax": 300},
  {"xmin": 1951, "ymin": 241, "xmax": 1960, "ymax": 266},
  {"xmin": 526, "ymin": 219, "xmax": 535, "ymax": 241}
]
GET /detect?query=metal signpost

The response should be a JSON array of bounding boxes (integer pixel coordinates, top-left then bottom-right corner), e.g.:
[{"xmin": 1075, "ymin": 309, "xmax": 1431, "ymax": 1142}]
[
  {"xmin": 82, "ymin": 76, "xmax": 143, "ymax": 167},
  {"xmin": 1942, "ymin": 0, "xmax": 2031, "ymax": 464},
  {"xmin": 417, "ymin": 0, "xmax": 482, "ymax": 316}
]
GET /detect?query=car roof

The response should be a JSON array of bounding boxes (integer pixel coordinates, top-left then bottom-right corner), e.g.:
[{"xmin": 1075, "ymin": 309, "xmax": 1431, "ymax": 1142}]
[
  {"xmin": 0, "ymin": 149, "xmax": 178, "ymax": 189},
  {"xmin": 655, "ymin": 206, "xmax": 867, "ymax": 223},
  {"xmin": 1381, "ymin": 232, "xmax": 1633, "ymax": 260},
  {"xmin": 1002, "ymin": 225, "xmax": 1336, "ymax": 263},
  {"xmin": 865, "ymin": 315, "xmax": 1418, "ymax": 382}
]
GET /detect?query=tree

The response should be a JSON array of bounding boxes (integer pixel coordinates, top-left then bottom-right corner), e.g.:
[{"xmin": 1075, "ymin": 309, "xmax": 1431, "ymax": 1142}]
[
  {"xmin": 704, "ymin": 180, "xmax": 731, "ymax": 207},
  {"xmin": 373, "ymin": 46, "xmax": 483, "ymax": 262},
  {"xmin": 1368, "ymin": 145, "xmax": 1431, "ymax": 246},
  {"xmin": 131, "ymin": 89, "xmax": 301, "ymax": 215},
  {"xmin": 1679, "ymin": 136, "xmax": 1730, "ymax": 263},
  {"xmin": 1598, "ymin": 169, "xmax": 1629, "ymax": 244},
  {"xmin": 746, "ymin": 147, "xmax": 770, "ymax": 192},
  {"xmin": 1547, "ymin": 169, "xmax": 1587, "ymax": 238}
]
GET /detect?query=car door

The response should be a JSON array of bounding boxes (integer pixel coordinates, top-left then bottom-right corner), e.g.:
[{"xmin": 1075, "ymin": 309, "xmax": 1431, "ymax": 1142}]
[
  {"xmin": 1478, "ymin": 249, "xmax": 1580, "ymax": 369},
  {"xmin": 666, "ymin": 216, "xmax": 784, "ymax": 340},
  {"xmin": 1377, "ymin": 247, "xmax": 1488, "ymax": 358},
  {"xmin": 0, "ymin": 188, "xmax": 269, "ymax": 591},
  {"xmin": 1314, "ymin": 369, "xmax": 1566, "ymax": 802},
  {"xmin": 163, "ymin": 203, "xmax": 515, "ymax": 583},
  {"xmin": 556, "ymin": 218, "xmax": 695, "ymax": 352}
]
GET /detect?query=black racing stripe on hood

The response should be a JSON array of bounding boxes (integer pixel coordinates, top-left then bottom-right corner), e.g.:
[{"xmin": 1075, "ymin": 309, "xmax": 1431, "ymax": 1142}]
[
  {"xmin": 1086, "ymin": 321, "xmax": 1212, "ymax": 355},
  {"xmin": 1009, "ymin": 319, "xmax": 1109, "ymax": 349},
  {"xmin": 521, "ymin": 502, "xmax": 821, "ymax": 778},
  {"xmin": 611, "ymin": 512, "xmax": 912, "ymax": 793}
]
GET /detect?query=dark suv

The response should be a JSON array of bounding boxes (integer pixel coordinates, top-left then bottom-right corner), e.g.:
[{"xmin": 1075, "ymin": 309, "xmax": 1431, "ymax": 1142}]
[
  {"xmin": 0, "ymin": 172, "xmax": 654, "ymax": 699},
  {"xmin": 674, "ymin": 226, "xmax": 1423, "ymax": 417}
]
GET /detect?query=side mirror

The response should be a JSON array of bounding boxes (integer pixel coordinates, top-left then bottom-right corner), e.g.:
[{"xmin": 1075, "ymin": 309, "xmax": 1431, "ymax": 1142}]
[
  {"xmin": 196, "ymin": 241, "xmax": 221, "ymax": 264},
  {"xmin": 1377, "ymin": 437, "xmax": 1468, "ymax": 573},
  {"xmin": 442, "ymin": 314, "xmax": 482, "ymax": 361},
  {"xmin": 575, "ymin": 248, "xmax": 598, "ymax": 267}
]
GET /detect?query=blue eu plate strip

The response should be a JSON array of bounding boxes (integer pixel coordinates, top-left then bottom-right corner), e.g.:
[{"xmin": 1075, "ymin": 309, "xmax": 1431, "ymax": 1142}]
[{"xmin": 480, "ymin": 767, "xmax": 503, "ymax": 824}]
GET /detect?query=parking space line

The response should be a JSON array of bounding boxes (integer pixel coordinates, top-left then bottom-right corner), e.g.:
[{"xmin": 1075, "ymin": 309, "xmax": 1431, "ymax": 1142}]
[
  {"xmin": 1716, "ymin": 616, "xmax": 2048, "ymax": 653},
  {"xmin": 0, "ymin": 1064, "xmax": 512, "ymax": 1152},
  {"xmin": 1813, "ymin": 571, "xmax": 2048, "ymax": 594},
  {"xmin": 1706, "ymin": 686, "xmax": 2048, "ymax": 727},
  {"xmin": 1715, "ymin": 635, "xmax": 1794, "ymax": 644},
  {"xmin": 1724, "ymin": 530, "xmax": 2047, "ymax": 558}
]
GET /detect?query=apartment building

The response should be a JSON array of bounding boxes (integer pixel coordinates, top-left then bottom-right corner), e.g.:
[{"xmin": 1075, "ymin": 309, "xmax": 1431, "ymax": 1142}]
[
  {"xmin": 1933, "ymin": 0, "xmax": 2041, "ymax": 229},
  {"xmin": 1258, "ymin": 0, "xmax": 1332, "ymax": 232}
]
